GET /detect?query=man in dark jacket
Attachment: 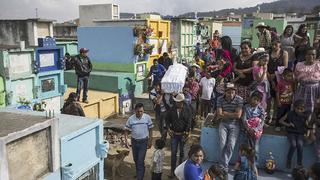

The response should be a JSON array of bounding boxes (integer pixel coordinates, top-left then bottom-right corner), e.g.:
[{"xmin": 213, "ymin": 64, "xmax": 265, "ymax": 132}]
[
  {"xmin": 158, "ymin": 52, "xmax": 173, "ymax": 70},
  {"xmin": 74, "ymin": 48, "xmax": 92, "ymax": 103},
  {"xmin": 166, "ymin": 93, "xmax": 192, "ymax": 178}
]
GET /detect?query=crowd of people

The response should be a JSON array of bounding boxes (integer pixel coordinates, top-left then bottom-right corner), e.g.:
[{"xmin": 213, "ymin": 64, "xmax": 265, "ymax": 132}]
[{"xmin": 127, "ymin": 23, "xmax": 320, "ymax": 180}]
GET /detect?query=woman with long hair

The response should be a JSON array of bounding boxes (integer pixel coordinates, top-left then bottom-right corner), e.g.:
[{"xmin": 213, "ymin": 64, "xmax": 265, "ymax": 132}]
[
  {"xmin": 233, "ymin": 40, "xmax": 254, "ymax": 102},
  {"xmin": 267, "ymin": 40, "xmax": 288, "ymax": 123},
  {"xmin": 294, "ymin": 24, "xmax": 310, "ymax": 62},
  {"xmin": 184, "ymin": 144, "xmax": 205, "ymax": 180},
  {"xmin": 280, "ymin": 25, "xmax": 296, "ymax": 68},
  {"xmin": 218, "ymin": 36, "xmax": 237, "ymax": 81}
]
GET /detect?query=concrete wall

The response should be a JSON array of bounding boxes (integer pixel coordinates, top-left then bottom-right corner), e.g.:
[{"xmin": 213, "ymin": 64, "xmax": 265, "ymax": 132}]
[
  {"xmin": 201, "ymin": 127, "xmax": 317, "ymax": 171},
  {"xmin": 53, "ymin": 25, "xmax": 77, "ymax": 39},
  {"xmin": 77, "ymin": 26, "xmax": 136, "ymax": 64},
  {"xmin": 222, "ymin": 25, "xmax": 242, "ymax": 46},
  {"xmin": 200, "ymin": 20, "xmax": 223, "ymax": 39},
  {"xmin": 79, "ymin": 4, "xmax": 120, "ymax": 26},
  {"xmin": 89, "ymin": 19, "xmax": 145, "ymax": 27},
  {"xmin": 0, "ymin": 20, "xmax": 53, "ymax": 47},
  {"xmin": 0, "ymin": 20, "xmax": 29, "ymax": 46},
  {"xmin": 6, "ymin": 129, "xmax": 50, "ymax": 180}
]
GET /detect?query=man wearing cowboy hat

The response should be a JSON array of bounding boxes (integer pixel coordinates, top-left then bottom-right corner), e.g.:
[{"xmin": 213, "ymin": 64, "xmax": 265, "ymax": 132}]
[
  {"xmin": 216, "ymin": 83, "xmax": 243, "ymax": 174},
  {"xmin": 256, "ymin": 22, "xmax": 272, "ymax": 51},
  {"xmin": 166, "ymin": 93, "xmax": 192, "ymax": 178}
]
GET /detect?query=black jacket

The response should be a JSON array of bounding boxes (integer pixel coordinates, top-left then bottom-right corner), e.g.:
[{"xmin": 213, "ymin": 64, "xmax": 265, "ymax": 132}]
[
  {"xmin": 166, "ymin": 103, "xmax": 192, "ymax": 133},
  {"xmin": 74, "ymin": 55, "xmax": 92, "ymax": 77},
  {"xmin": 61, "ymin": 101, "xmax": 85, "ymax": 117}
]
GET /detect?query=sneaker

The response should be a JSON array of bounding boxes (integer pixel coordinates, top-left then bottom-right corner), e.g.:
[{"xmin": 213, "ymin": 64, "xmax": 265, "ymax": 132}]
[{"xmin": 82, "ymin": 99, "xmax": 89, "ymax": 103}]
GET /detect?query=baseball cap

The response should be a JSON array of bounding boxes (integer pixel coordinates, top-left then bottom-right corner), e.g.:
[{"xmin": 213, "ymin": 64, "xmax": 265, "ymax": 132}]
[{"xmin": 80, "ymin": 48, "xmax": 89, "ymax": 53}]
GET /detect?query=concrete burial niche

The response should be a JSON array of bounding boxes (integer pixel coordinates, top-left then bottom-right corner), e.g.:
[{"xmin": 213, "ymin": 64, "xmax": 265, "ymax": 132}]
[{"xmin": 0, "ymin": 111, "xmax": 59, "ymax": 180}]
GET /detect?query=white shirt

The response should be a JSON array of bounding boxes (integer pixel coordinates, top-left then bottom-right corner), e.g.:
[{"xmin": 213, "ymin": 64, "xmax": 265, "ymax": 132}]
[
  {"xmin": 199, "ymin": 77, "xmax": 216, "ymax": 100},
  {"xmin": 125, "ymin": 113, "xmax": 154, "ymax": 139}
]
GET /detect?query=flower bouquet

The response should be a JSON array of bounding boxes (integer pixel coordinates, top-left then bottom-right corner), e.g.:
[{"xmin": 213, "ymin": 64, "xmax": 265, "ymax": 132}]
[
  {"xmin": 134, "ymin": 44, "xmax": 144, "ymax": 56},
  {"xmin": 17, "ymin": 97, "xmax": 32, "ymax": 110},
  {"xmin": 144, "ymin": 26, "xmax": 154, "ymax": 37},
  {"xmin": 144, "ymin": 44, "xmax": 154, "ymax": 55}
]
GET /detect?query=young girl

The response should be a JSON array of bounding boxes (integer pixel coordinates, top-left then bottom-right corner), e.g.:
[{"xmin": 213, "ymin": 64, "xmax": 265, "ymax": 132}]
[
  {"xmin": 234, "ymin": 144, "xmax": 257, "ymax": 180},
  {"xmin": 184, "ymin": 144, "xmax": 205, "ymax": 180},
  {"xmin": 279, "ymin": 100, "xmax": 309, "ymax": 169},
  {"xmin": 203, "ymin": 164, "xmax": 227, "ymax": 180},
  {"xmin": 252, "ymin": 52, "xmax": 270, "ymax": 110},
  {"xmin": 242, "ymin": 91, "xmax": 265, "ymax": 158},
  {"xmin": 275, "ymin": 68, "xmax": 295, "ymax": 131}
]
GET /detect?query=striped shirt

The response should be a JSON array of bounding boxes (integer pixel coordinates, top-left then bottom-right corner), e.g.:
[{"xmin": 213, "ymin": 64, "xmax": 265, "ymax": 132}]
[
  {"xmin": 125, "ymin": 113, "xmax": 154, "ymax": 139},
  {"xmin": 217, "ymin": 95, "xmax": 243, "ymax": 121}
]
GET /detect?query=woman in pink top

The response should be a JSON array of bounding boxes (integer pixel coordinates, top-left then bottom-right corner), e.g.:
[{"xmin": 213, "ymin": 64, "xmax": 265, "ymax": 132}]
[
  {"xmin": 252, "ymin": 52, "xmax": 270, "ymax": 110},
  {"xmin": 294, "ymin": 47, "xmax": 320, "ymax": 113},
  {"xmin": 219, "ymin": 36, "xmax": 237, "ymax": 80}
]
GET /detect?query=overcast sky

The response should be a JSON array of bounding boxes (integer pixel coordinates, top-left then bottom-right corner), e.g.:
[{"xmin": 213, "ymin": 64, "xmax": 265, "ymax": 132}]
[{"xmin": 0, "ymin": 0, "xmax": 275, "ymax": 22}]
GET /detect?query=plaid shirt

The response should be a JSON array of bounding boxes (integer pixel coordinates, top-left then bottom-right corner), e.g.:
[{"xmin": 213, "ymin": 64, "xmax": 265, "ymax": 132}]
[
  {"xmin": 257, "ymin": 29, "xmax": 272, "ymax": 49},
  {"xmin": 152, "ymin": 149, "xmax": 165, "ymax": 173}
]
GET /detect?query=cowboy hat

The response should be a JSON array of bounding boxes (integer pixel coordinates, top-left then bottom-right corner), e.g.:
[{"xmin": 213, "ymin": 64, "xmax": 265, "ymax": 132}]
[
  {"xmin": 255, "ymin": 22, "xmax": 268, "ymax": 28},
  {"xmin": 173, "ymin": 93, "xmax": 185, "ymax": 102},
  {"xmin": 253, "ymin": 47, "xmax": 266, "ymax": 54}
]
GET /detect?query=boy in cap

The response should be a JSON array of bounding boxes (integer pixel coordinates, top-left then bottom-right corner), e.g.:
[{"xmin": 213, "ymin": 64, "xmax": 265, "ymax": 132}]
[{"xmin": 74, "ymin": 48, "xmax": 92, "ymax": 103}]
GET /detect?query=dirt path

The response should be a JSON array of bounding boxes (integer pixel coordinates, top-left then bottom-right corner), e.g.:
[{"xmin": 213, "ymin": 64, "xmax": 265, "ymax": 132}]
[{"xmin": 104, "ymin": 113, "xmax": 202, "ymax": 180}]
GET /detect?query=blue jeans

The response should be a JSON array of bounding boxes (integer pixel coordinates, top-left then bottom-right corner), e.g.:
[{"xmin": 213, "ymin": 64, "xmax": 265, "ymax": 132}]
[
  {"xmin": 171, "ymin": 134, "xmax": 185, "ymax": 175},
  {"xmin": 131, "ymin": 138, "xmax": 148, "ymax": 180},
  {"xmin": 76, "ymin": 76, "xmax": 89, "ymax": 101},
  {"xmin": 287, "ymin": 133, "xmax": 304, "ymax": 166},
  {"xmin": 155, "ymin": 111, "xmax": 167, "ymax": 140},
  {"xmin": 219, "ymin": 121, "xmax": 240, "ymax": 169}
]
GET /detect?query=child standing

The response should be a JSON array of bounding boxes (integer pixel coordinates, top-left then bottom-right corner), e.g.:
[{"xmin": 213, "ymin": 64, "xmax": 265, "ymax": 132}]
[
  {"xmin": 252, "ymin": 53, "xmax": 270, "ymax": 110},
  {"xmin": 199, "ymin": 70, "xmax": 216, "ymax": 118},
  {"xmin": 275, "ymin": 68, "xmax": 295, "ymax": 131},
  {"xmin": 242, "ymin": 91, "xmax": 265, "ymax": 159},
  {"xmin": 183, "ymin": 86, "xmax": 192, "ymax": 105},
  {"xmin": 234, "ymin": 144, "xmax": 258, "ymax": 180},
  {"xmin": 280, "ymin": 100, "xmax": 309, "ymax": 169},
  {"xmin": 151, "ymin": 139, "xmax": 165, "ymax": 180}
]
